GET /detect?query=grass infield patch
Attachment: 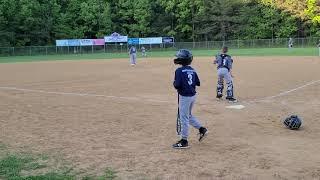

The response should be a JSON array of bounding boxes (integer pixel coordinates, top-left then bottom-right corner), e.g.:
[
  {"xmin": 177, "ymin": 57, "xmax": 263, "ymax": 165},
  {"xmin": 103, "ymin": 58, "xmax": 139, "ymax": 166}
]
[{"xmin": 0, "ymin": 147, "xmax": 117, "ymax": 180}]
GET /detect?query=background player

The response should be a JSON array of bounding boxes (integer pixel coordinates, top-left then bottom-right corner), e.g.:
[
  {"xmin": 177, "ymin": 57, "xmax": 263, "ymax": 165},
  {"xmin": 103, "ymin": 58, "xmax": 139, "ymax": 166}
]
[
  {"xmin": 141, "ymin": 46, "xmax": 147, "ymax": 57},
  {"xmin": 288, "ymin": 37, "xmax": 293, "ymax": 49},
  {"xmin": 129, "ymin": 45, "xmax": 137, "ymax": 66},
  {"xmin": 214, "ymin": 46, "xmax": 237, "ymax": 102},
  {"xmin": 172, "ymin": 49, "xmax": 208, "ymax": 149}
]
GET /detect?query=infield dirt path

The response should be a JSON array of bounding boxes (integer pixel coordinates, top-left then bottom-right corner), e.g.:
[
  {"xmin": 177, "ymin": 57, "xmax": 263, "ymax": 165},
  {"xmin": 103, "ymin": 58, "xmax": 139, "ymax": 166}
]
[{"xmin": 0, "ymin": 56, "xmax": 320, "ymax": 179}]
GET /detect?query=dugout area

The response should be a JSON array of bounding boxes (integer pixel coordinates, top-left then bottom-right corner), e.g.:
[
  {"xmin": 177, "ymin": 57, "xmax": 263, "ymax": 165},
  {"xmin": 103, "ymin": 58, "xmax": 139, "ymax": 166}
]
[{"xmin": 0, "ymin": 56, "xmax": 320, "ymax": 179}]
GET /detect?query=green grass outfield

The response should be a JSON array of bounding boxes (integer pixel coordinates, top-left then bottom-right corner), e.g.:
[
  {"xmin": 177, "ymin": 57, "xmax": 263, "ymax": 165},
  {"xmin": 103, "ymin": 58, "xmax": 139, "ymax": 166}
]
[{"xmin": 0, "ymin": 47, "xmax": 319, "ymax": 63}]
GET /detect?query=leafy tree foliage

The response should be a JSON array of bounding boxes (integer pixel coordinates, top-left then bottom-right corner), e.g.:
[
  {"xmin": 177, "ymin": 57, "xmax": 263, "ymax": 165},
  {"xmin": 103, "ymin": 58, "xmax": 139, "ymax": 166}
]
[{"xmin": 0, "ymin": 0, "xmax": 319, "ymax": 46}]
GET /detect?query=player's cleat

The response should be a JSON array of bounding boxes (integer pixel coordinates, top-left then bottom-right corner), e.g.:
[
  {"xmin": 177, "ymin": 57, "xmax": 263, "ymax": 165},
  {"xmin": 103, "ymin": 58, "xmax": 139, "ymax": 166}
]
[
  {"xmin": 216, "ymin": 94, "xmax": 223, "ymax": 99},
  {"xmin": 199, "ymin": 127, "xmax": 208, "ymax": 142},
  {"xmin": 172, "ymin": 139, "xmax": 189, "ymax": 149},
  {"xmin": 226, "ymin": 97, "xmax": 237, "ymax": 103}
]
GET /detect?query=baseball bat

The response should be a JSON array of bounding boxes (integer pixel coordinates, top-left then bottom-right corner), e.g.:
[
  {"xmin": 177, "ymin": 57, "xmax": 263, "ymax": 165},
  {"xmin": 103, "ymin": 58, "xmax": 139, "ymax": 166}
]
[{"xmin": 176, "ymin": 94, "xmax": 181, "ymax": 135}]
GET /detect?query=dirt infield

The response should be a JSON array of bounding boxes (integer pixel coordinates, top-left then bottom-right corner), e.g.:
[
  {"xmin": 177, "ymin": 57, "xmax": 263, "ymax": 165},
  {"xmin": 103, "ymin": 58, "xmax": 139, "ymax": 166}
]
[{"xmin": 0, "ymin": 56, "xmax": 320, "ymax": 179}]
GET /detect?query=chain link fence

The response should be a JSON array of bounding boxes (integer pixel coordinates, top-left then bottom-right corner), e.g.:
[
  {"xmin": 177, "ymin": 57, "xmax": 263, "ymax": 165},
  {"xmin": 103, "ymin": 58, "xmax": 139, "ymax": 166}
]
[{"xmin": 0, "ymin": 37, "xmax": 319, "ymax": 57}]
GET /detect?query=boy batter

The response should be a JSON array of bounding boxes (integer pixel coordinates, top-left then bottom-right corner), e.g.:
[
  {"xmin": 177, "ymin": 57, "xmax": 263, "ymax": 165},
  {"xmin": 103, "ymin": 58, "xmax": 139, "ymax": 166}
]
[
  {"xmin": 172, "ymin": 49, "xmax": 208, "ymax": 149},
  {"xmin": 214, "ymin": 46, "xmax": 237, "ymax": 102}
]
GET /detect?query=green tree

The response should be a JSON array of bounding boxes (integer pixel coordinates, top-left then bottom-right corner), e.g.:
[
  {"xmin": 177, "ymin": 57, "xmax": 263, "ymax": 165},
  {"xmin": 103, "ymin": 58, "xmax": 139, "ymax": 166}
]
[
  {"xmin": 305, "ymin": 0, "xmax": 320, "ymax": 36},
  {"xmin": 132, "ymin": 0, "xmax": 152, "ymax": 37}
]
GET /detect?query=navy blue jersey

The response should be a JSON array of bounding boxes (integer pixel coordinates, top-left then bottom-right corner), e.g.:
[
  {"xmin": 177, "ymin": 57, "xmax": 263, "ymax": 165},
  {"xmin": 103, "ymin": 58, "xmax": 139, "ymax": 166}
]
[
  {"xmin": 215, "ymin": 53, "xmax": 233, "ymax": 71},
  {"xmin": 173, "ymin": 66, "xmax": 200, "ymax": 96}
]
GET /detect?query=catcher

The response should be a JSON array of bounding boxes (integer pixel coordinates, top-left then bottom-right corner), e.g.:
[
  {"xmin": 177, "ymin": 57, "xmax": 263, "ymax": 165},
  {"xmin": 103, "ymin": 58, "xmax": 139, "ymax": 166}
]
[{"xmin": 214, "ymin": 46, "xmax": 237, "ymax": 102}]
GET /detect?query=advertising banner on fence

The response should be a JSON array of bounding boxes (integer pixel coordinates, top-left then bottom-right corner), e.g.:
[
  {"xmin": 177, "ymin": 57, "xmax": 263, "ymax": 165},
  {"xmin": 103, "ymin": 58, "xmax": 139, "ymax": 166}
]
[
  {"xmin": 139, "ymin": 37, "xmax": 162, "ymax": 44},
  {"xmin": 68, "ymin": 39, "xmax": 80, "ymax": 46},
  {"xmin": 93, "ymin": 39, "xmax": 105, "ymax": 45},
  {"xmin": 104, "ymin": 32, "xmax": 128, "ymax": 43},
  {"xmin": 162, "ymin": 37, "xmax": 175, "ymax": 44},
  {"xmin": 56, "ymin": 39, "xmax": 105, "ymax": 46},
  {"xmin": 80, "ymin": 39, "xmax": 93, "ymax": 46},
  {"xmin": 128, "ymin": 38, "xmax": 139, "ymax": 45},
  {"xmin": 56, "ymin": 40, "xmax": 69, "ymax": 46}
]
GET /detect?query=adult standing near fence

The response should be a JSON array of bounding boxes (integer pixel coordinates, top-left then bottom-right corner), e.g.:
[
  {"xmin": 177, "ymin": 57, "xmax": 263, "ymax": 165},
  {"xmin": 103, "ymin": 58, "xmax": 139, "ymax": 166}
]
[
  {"xmin": 288, "ymin": 37, "xmax": 293, "ymax": 49},
  {"xmin": 129, "ymin": 45, "xmax": 137, "ymax": 66},
  {"xmin": 141, "ymin": 46, "xmax": 147, "ymax": 57}
]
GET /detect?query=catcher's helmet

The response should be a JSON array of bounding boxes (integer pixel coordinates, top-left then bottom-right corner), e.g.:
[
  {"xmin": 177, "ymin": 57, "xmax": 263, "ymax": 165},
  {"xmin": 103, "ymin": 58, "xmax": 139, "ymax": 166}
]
[
  {"xmin": 174, "ymin": 49, "xmax": 193, "ymax": 66},
  {"xmin": 284, "ymin": 115, "xmax": 302, "ymax": 130},
  {"xmin": 222, "ymin": 46, "xmax": 229, "ymax": 53}
]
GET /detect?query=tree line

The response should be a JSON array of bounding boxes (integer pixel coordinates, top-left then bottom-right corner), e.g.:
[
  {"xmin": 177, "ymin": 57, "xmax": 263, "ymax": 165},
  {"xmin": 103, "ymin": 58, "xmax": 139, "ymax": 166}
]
[{"xmin": 0, "ymin": 0, "xmax": 319, "ymax": 46}]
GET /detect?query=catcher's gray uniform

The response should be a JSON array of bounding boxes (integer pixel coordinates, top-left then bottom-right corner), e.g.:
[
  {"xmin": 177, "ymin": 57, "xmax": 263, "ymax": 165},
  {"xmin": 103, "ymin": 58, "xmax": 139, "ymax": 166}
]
[{"xmin": 214, "ymin": 53, "xmax": 235, "ymax": 99}]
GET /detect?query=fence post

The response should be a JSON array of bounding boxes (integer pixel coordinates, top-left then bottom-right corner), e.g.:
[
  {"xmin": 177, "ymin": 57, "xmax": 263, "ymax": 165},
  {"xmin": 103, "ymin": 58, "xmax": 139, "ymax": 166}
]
[
  {"xmin": 12, "ymin": 47, "xmax": 15, "ymax": 56},
  {"xmin": 46, "ymin": 46, "xmax": 48, "ymax": 55},
  {"xmin": 237, "ymin": 39, "xmax": 240, "ymax": 49},
  {"xmin": 269, "ymin": 39, "xmax": 271, "ymax": 48},
  {"xmin": 29, "ymin": 46, "xmax": 32, "ymax": 56},
  {"xmin": 92, "ymin": 45, "xmax": 94, "ymax": 53}
]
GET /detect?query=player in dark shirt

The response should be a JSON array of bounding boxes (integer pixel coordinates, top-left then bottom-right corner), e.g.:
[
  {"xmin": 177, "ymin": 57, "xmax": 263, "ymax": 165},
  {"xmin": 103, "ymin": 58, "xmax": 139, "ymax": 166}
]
[{"xmin": 172, "ymin": 49, "xmax": 208, "ymax": 149}]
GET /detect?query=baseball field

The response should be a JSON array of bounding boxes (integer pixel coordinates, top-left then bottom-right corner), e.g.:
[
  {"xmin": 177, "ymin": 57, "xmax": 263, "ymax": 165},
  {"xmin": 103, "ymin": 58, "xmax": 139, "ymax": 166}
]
[{"xmin": 0, "ymin": 48, "xmax": 320, "ymax": 179}]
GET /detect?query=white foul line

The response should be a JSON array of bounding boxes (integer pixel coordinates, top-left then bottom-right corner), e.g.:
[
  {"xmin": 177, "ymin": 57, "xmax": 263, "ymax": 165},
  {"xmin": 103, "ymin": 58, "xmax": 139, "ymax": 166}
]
[
  {"xmin": 0, "ymin": 79, "xmax": 319, "ymax": 105},
  {"xmin": 248, "ymin": 79, "xmax": 320, "ymax": 103},
  {"xmin": 0, "ymin": 86, "xmax": 171, "ymax": 104}
]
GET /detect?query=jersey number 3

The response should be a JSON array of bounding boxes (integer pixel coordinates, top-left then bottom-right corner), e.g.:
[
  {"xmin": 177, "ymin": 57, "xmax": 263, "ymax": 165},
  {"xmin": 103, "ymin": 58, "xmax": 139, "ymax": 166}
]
[{"xmin": 187, "ymin": 74, "xmax": 193, "ymax": 85}]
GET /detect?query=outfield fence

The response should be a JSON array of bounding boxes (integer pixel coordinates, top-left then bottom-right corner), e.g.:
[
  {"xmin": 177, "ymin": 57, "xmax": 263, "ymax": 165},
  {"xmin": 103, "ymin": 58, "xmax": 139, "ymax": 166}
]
[{"xmin": 0, "ymin": 37, "xmax": 319, "ymax": 57}]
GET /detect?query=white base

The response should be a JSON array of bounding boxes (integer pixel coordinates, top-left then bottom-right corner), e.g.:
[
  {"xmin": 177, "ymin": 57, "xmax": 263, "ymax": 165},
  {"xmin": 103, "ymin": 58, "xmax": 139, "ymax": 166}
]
[{"xmin": 226, "ymin": 105, "xmax": 245, "ymax": 110}]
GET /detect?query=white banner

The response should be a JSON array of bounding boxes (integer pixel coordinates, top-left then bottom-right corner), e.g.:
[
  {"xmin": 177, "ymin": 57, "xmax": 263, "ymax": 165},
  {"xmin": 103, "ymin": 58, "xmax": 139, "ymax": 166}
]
[
  {"xmin": 104, "ymin": 36, "xmax": 128, "ymax": 43},
  {"xmin": 139, "ymin": 37, "xmax": 162, "ymax": 44},
  {"xmin": 80, "ymin": 39, "xmax": 93, "ymax": 46},
  {"xmin": 104, "ymin": 32, "xmax": 128, "ymax": 43}
]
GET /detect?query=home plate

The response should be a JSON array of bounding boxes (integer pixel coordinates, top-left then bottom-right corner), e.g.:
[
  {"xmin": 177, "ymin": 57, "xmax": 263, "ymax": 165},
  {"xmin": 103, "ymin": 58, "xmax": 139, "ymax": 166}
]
[{"xmin": 226, "ymin": 105, "xmax": 245, "ymax": 110}]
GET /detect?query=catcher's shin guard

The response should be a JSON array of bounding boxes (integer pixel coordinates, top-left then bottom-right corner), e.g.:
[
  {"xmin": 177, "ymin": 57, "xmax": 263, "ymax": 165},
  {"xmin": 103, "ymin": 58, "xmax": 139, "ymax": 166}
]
[
  {"xmin": 226, "ymin": 81, "xmax": 234, "ymax": 98},
  {"xmin": 216, "ymin": 79, "xmax": 224, "ymax": 98}
]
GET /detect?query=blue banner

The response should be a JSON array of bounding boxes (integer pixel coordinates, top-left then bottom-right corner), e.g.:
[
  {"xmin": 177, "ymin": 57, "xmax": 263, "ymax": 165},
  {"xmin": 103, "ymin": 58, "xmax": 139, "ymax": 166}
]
[
  {"xmin": 162, "ymin": 37, "xmax": 175, "ymax": 44},
  {"xmin": 56, "ymin": 40, "xmax": 69, "ymax": 46},
  {"xmin": 68, "ymin": 39, "xmax": 80, "ymax": 46},
  {"xmin": 128, "ymin": 38, "xmax": 139, "ymax": 45}
]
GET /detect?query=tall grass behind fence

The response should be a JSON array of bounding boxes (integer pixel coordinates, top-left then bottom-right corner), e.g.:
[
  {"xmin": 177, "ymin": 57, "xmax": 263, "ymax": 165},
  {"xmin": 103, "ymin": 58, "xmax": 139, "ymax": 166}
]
[{"xmin": 0, "ymin": 37, "xmax": 319, "ymax": 57}]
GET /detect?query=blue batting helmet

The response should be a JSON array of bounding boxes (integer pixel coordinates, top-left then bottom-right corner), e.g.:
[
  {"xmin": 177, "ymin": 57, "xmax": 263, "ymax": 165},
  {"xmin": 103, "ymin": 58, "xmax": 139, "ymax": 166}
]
[{"xmin": 284, "ymin": 115, "xmax": 302, "ymax": 130}]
